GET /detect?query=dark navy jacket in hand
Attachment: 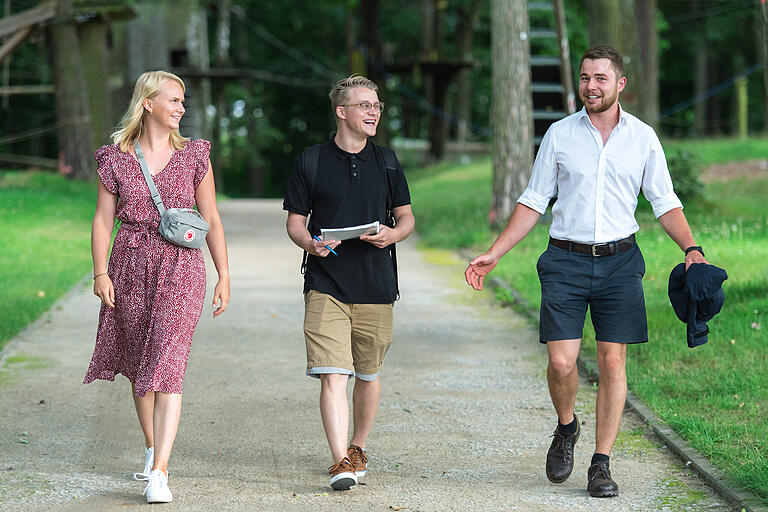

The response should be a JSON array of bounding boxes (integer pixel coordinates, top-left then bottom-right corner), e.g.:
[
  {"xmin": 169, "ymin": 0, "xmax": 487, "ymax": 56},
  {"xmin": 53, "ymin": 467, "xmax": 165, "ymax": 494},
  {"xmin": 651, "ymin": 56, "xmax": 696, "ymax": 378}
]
[{"xmin": 668, "ymin": 263, "xmax": 727, "ymax": 348}]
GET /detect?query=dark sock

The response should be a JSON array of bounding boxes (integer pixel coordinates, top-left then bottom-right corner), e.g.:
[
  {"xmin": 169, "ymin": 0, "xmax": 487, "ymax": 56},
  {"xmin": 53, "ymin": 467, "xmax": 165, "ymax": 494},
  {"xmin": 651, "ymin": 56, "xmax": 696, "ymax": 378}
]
[
  {"xmin": 557, "ymin": 416, "xmax": 578, "ymax": 435},
  {"xmin": 591, "ymin": 453, "xmax": 610, "ymax": 466}
]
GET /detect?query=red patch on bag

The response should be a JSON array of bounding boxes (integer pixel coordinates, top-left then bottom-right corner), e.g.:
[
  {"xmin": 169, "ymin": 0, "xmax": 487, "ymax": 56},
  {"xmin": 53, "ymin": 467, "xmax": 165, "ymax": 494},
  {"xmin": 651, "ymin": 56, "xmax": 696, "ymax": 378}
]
[{"xmin": 184, "ymin": 229, "xmax": 195, "ymax": 241}]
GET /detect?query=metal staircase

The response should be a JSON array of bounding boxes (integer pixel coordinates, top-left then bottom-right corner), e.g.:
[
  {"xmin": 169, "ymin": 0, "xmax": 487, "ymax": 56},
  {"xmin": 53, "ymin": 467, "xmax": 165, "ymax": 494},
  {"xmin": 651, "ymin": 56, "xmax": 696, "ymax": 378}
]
[{"xmin": 528, "ymin": 0, "xmax": 576, "ymax": 152}]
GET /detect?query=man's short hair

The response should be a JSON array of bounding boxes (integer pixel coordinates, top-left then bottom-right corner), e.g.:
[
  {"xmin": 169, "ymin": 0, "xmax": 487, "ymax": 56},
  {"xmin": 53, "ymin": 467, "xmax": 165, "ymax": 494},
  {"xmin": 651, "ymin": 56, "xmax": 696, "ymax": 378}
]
[
  {"xmin": 329, "ymin": 75, "xmax": 379, "ymax": 108},
  {"xmin": 581, "ymin": 46, "xmax": 625, "ymax": 79}
]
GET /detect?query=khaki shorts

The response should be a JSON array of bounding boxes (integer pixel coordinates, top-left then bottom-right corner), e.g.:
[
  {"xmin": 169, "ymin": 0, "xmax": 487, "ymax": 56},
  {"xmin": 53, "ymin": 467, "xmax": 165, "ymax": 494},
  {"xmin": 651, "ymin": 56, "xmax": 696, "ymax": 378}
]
[{"xmin": 303, "ymin": 290, "xmax": 394, "ymax": 381}]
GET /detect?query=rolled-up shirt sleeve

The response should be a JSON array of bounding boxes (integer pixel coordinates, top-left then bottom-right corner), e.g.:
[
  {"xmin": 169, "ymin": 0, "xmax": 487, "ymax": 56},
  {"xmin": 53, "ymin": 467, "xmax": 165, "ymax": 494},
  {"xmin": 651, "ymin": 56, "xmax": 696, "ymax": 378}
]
[
  {"xmin": 642, "ymin": 134, "xmax": 683, "ymax": 218},
  {"xmin": 517, "ymin": 129, "xmax": 558, "ymax": 214}
]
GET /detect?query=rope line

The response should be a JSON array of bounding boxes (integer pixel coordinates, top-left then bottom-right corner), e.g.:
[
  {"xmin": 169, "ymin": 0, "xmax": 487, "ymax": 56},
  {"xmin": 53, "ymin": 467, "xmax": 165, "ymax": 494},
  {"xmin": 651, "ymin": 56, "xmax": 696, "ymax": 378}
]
[{"xmin": 659, "ymin": 62, "xmax": 762, "ymax": 120}]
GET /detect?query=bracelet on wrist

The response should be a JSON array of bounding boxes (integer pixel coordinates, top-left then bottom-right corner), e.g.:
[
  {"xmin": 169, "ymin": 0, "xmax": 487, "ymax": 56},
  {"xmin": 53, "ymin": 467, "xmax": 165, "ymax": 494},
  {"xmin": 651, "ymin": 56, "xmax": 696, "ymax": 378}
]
[
  {"xmin": 93, "ymin": 272, "xmax": 108, "ymax": 280},
  {"xmin": 684, "ymin": 246, "xmax": 704, "ymax": 257}
]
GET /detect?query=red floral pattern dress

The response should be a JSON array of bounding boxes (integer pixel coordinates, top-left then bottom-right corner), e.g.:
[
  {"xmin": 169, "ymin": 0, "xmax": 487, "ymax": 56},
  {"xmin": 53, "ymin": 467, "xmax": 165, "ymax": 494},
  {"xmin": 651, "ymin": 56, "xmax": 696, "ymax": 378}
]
[{"xmin": 84, "ymin": 139, "xmax": 210, "ymax": 396}]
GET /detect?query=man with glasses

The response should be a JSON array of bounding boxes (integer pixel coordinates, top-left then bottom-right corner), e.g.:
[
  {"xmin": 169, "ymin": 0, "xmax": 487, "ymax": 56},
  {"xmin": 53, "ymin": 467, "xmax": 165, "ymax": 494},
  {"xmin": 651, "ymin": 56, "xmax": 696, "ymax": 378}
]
[{"xmin": 284, "ymin": 75, "xmax": 414, "ymax": 491}]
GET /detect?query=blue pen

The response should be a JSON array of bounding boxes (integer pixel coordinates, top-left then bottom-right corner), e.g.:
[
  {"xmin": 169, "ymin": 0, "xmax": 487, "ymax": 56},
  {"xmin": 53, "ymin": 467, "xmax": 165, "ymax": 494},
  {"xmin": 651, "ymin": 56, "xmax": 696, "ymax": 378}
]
[{"xmin": 313, "ymin": 235, "xmax": 338, "ymax": 256}]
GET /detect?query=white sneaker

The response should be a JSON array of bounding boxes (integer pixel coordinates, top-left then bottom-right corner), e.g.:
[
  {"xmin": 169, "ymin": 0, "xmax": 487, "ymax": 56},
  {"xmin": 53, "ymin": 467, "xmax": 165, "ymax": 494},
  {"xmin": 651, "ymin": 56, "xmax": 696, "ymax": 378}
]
[
  {"xmin": 143, "ymin": 469, "xmax": 173, "ymax": 503},
  {"xmin": 133, "ymin": 447, "xmax": 154, "ymax": 481}
]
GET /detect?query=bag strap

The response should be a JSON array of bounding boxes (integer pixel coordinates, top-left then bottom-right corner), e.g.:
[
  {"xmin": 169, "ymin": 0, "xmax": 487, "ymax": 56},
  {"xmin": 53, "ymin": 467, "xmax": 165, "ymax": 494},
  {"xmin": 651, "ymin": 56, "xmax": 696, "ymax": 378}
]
[
  {"xmin": 372, "ymin": 142, "xmax": 400, "ymax": 300},
  {"xmin": 134, "ymin": 142, "xmax": 166, "ymax": 216},
  {"xmin": 300, "ymin": 143, "xmax": 322, "ymax": 275}
]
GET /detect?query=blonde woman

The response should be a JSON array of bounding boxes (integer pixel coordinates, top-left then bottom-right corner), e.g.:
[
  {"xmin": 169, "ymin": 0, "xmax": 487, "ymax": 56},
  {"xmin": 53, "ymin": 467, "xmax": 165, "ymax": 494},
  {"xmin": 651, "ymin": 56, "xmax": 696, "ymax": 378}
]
[{"xmin": 84, "ymin": 71, "xmax": 230, "ymax": 503}]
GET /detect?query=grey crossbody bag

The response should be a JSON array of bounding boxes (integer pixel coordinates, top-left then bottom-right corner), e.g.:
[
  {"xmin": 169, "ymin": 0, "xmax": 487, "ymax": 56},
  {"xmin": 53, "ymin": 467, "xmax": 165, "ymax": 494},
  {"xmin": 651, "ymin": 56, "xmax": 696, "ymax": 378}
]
[{"xmin": 135, "ymin": 142, "xmax": 209, "ymax": 249}]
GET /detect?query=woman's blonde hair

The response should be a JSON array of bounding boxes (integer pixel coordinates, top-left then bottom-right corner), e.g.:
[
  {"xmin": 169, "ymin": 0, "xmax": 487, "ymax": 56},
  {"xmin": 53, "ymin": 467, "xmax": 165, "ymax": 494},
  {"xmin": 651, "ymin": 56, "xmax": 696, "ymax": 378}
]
[{"xmin": 112, "ymin": 71, "xmax": 189, "ymax": 152}]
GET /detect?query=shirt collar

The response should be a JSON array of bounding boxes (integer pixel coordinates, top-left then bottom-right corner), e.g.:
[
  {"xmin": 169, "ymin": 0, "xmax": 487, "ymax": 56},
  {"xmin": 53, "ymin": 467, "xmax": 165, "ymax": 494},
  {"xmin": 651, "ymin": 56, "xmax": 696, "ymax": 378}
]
[
  {"xmin": 578, "ymin": 103, "xmax": 628, "ymax": 130},
  {"xmin": 330, "ymin": 135, "xmax": 370, "ymax": 161}
]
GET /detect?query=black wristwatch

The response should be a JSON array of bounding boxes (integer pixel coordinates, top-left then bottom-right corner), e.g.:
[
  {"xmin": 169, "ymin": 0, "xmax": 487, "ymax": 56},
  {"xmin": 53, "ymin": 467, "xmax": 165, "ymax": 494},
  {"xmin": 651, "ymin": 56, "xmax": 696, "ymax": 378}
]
[{"xmin": 685, "ymin": 246, "xmax": 705, "ymax": 257}]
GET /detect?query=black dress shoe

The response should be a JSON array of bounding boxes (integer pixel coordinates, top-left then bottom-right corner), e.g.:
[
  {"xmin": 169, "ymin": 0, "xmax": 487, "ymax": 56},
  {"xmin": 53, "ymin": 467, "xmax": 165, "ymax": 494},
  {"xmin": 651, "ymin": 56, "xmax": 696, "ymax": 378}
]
[
  {"xmin": 587, "ymin": 461, "xmax": 619, "ymax": 497},
  {"xmin": 545, "ymin": 414, "xmax": 580, "ymax": 483}
]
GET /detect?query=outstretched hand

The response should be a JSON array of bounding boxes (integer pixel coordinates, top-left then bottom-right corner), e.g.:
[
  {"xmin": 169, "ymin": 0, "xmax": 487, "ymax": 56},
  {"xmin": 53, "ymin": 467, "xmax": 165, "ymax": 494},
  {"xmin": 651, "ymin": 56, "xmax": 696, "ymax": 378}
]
[{"xmin": 465, "ymin": 253, "xmax": 499, "ymax": 291}]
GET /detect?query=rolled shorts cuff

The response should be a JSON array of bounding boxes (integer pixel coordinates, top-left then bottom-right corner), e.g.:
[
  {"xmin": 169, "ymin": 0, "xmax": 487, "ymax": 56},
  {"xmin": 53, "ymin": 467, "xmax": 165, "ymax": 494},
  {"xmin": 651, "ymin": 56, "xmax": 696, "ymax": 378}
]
[
  {"xmin": 353, "ymin": 368, "xmax": 382, "ymax": 381},
  {"xmin": 306, "ymin": 366, "xmax": 354, "ymax": 379},
  {"xmin": 539, "ymin": 337, "xmax": 649, "ymax": 344}
]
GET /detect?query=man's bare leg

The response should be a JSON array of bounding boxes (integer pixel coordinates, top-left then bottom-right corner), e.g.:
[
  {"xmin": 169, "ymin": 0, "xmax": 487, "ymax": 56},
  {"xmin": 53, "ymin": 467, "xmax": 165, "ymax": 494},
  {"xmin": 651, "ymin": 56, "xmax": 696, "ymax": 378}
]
[
  {"xmin": 319, "ymin": 374, "xmax": 350, "ymax": 463},
  {"xmin": 594, "ymin": 341, "xmax": 627, "ymax": 455},
  {"xmin": 349, "ymin": 376, "xmax": 381, "ymax": 449},
  {"xmin": 546, "ymin": 338, "xmax": 582, "ymax": 423}
]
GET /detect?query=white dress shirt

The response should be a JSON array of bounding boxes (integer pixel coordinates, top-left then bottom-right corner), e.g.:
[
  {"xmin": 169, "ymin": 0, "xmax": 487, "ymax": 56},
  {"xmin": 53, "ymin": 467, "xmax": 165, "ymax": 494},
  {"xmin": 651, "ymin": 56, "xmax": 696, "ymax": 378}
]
[{"xmin": 517, "ymin": 105, "xmax": 682, "ymax": 244}]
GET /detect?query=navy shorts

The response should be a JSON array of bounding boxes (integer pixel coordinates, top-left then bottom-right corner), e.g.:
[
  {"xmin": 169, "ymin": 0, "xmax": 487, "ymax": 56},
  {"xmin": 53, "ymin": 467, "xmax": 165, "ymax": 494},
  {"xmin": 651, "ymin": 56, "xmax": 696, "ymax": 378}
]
[{"xmin": 536, "ymin": 242, "xmax": 648, "ymax": 344}]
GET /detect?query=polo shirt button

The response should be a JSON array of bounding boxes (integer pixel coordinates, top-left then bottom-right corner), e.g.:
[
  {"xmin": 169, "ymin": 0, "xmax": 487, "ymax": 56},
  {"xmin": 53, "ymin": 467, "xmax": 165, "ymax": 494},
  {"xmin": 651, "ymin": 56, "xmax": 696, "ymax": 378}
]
[
  {"xmin": 353, "ymin": 172, "xmax": 357, "ymax": 177},
  {"xmin": 352, "ymin": 163, "xmax": 357, "ymax": 168}
]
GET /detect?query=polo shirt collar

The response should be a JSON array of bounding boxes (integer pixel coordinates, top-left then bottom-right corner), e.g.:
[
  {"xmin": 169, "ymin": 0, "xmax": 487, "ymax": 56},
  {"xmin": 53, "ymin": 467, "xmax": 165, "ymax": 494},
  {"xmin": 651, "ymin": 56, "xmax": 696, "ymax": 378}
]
[{"xmin": 330, "ymin": 135, "xmax": 371, "ymax": 161}]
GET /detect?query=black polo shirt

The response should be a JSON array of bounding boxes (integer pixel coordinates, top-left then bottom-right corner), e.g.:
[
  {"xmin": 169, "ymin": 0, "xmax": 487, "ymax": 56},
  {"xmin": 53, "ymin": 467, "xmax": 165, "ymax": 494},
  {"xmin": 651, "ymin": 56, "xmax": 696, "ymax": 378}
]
[{"xmin": 283, "ymin": 137, "xmax": 411, "ymax": 303}]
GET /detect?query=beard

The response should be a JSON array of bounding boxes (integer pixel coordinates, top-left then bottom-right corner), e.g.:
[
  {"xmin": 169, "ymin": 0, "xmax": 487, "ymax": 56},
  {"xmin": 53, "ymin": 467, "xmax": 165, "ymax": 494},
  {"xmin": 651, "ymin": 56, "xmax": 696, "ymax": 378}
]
[{"xmin": 581, "ymin": 87, "xmax": 619, "ymax": 114}]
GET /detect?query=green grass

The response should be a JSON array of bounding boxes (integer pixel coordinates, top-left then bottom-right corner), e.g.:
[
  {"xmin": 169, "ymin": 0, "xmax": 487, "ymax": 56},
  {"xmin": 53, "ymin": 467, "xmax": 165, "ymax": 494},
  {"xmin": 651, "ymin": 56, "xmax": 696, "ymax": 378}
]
[
  {"xmin": 409, "ymin": 156, "xmax": 768, "ymax": 503},
  {"xmin": 0, "ymin": 171, "xmax": 95, "ymax": 350},
  {"xmin": 663, "ymin": 136, "xmax": 768, "ymax": 165}
]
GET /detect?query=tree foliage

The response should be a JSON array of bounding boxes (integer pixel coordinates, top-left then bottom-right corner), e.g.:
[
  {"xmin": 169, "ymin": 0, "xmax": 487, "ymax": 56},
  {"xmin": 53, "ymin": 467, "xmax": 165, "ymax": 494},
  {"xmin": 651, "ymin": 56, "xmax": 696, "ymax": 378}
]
[{"xmin": 0, "ymin": 0, "xmax": 764, "ymax": 195}]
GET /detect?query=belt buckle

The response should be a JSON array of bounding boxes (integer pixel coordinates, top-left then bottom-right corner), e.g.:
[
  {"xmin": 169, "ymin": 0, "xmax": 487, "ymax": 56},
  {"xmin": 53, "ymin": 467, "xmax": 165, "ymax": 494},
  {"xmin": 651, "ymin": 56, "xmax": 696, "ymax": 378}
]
[{"xmin": 591, "ymin": 243, "xmax": 608, "ymax": 257}]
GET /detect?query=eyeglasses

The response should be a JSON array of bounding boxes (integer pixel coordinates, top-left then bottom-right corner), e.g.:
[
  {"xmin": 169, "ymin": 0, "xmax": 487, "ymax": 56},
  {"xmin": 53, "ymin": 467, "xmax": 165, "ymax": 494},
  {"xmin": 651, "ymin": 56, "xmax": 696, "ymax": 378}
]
[{"xmin": 342, "ymin": 102, "xmax": 386, "ymax": 114}]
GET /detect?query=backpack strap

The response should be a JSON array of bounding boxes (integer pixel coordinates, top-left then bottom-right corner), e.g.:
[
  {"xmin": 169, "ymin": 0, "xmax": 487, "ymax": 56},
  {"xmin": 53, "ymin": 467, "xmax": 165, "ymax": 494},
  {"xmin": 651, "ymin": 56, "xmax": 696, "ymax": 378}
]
[
  {"xmin": 372, "ymin": 142, "xmax": 401, "ymax": 301},
  {"xmin": 300, "ymin": 144, "xmax": 322, "ymax": 275}
]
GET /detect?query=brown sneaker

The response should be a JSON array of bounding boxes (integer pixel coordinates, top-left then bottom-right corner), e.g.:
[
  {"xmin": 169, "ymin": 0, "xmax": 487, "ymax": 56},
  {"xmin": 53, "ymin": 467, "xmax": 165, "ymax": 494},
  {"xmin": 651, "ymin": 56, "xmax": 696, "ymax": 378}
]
[
  {"xmin": 328, "ymin": 457, "xmax": 357, "ymax": 490},
  {"xmin": 346, "ymin": 445, "xmax": 368, "ymax": 478}
]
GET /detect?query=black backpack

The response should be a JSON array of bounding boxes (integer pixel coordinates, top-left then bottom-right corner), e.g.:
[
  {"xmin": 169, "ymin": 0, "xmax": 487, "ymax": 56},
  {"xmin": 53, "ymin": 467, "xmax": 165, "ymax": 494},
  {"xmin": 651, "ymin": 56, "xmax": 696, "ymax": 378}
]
[{"xmin": 299, "ymin": 141, "xmax": 400, "ymax": 300}]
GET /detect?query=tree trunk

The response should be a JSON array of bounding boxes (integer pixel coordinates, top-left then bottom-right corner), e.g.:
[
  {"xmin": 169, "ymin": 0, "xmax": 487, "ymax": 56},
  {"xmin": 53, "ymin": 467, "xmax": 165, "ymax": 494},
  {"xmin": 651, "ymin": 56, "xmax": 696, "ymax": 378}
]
[
  {"xmin": 2, "ymin": 0, "xmax": 9, "ymax": 111},
  {"xmin": 346, "ymin": 7, "xmax": 364, "ymax": 75},
  {"xmin": 693, "ymin": 1, "xmax": 707, "ymax": 136},
  {"xmin": 50, "ymin": 0, "xmax": 94, "ymax": 180},
  {"xmin": 761, "ymin": 0, "xmax": 768, "ymax": 133},
  {"xmin": 586, "ymin": 0, "xmax": 621, "ymax": 48},
  {"xmin": 634, "ymin": 0, "xmax": 658, "ymax": 129},
  {"xmin": 455, "ymin": 0, "xmax": 481, "ymax": 145},
  {"xmin": 212, "ymin": 0, "xmax": 231, "ymax": 194},
  {"xmin": 78, "ymin": 21, "xmax": 111, "ymax": 147},
  {"xmin": 359, "ymin": 0, "xmax": 390, "ymax": 146},
  {"xmin": 586, "ymin": 0, "xmax": 639, "ymax": 114},
  {"xmin": 490, "ymin": 0, "xmax": 532, "ymax": 229},
  {"xmin": 184, "ymin": 2, "xmax": 210, "ymax": 140}
]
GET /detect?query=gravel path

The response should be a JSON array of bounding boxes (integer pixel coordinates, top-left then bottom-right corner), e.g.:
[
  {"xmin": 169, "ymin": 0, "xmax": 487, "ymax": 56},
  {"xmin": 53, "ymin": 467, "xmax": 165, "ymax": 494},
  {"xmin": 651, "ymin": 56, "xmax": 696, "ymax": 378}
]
[{"xmin": 0, "ymin": 199, "xmax": 736, "ymax": 511}]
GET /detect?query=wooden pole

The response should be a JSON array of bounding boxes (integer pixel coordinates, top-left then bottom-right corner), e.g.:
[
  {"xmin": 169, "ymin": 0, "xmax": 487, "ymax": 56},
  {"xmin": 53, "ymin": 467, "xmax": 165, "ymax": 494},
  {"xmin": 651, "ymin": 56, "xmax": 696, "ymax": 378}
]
[
  {"xmin": 735, "ymin": 76, "xmax": 747, "ymax": 138},
  {"xmin": 0, "ymin": 26, "xmax": 33, "ymax": 65},
  {"xmin": 553, "ymin": 0, "xmax": 575, "ymax": 115}
]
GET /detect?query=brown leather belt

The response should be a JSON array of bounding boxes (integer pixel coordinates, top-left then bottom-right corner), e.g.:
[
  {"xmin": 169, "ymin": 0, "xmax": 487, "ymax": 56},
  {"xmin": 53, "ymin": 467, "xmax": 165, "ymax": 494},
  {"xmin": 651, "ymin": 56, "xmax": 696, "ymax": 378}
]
[{"xmin": 549, "ymin": 234, "xmax": 636, "ymax": 257}]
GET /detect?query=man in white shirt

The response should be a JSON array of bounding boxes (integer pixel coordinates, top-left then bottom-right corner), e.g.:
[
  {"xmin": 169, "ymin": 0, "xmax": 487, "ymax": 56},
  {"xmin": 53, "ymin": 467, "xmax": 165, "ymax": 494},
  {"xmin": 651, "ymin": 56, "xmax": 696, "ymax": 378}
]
[{"xmin": 464, "ymin": 46, "xmax": 707, "ymax": 498}]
